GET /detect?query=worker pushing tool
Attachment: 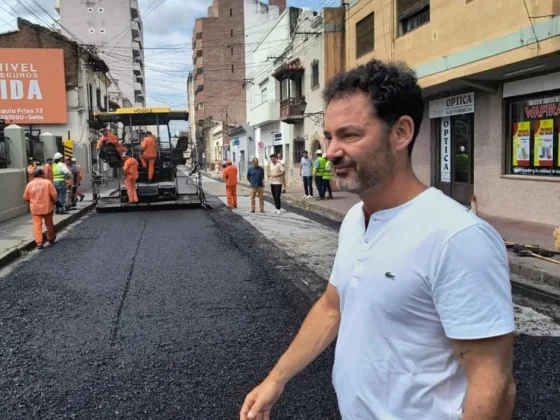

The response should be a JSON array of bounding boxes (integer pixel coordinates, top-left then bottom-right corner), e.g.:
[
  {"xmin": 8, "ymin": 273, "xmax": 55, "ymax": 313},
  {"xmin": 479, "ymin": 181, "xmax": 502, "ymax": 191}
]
[
  {"xmin": 140, "ymin": 131, "xmax": 158, "ymax": 182},
  {"xmin": 222, "ymin": 160, "xmax": 238, "ymax": 209},
  {"xmin": 123, "ymin": 151, "xmax": 139, "ymax": 204},
  {"xmin": 23, "ymin": 168, "xmax": 58, "ymax": 249}
]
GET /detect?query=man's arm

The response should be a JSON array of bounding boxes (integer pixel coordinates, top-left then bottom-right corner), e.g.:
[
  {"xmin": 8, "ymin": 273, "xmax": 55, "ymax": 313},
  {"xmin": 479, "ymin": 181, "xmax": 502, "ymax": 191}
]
[
  {"xmin": 48, "ymin": 183, "xmax": 58, "ymax": 203},
  {"xmin": 23, "ymin": 185, "xmax": 30, "ymax": 202},
  {"xmin": 432, "ymin": 223, "xmax": 516, "ymax": 420},
  {"xmin": 452, "ymin": 335, "xmax": 515, "ymax": 419},
  {"xmin": 240, "ymin": 283, "xmax": 340, "ymax": 419}
]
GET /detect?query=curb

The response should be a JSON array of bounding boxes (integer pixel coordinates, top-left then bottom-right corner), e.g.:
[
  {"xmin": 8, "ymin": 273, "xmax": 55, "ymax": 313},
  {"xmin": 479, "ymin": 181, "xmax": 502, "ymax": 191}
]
[
  {"xmin": 203, "ymin": 172, "xmax": 560, "ymax": 293},
  {"xmin": 0, "ymin": 192, "xmax": 115, "ymax": 271}
]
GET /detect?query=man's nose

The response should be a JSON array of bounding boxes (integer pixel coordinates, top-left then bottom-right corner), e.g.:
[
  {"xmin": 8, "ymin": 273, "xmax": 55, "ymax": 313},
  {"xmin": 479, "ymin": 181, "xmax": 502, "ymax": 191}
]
[{"xmin": 326, "ymin": 138, "xmax": 343, "ymax": 161}]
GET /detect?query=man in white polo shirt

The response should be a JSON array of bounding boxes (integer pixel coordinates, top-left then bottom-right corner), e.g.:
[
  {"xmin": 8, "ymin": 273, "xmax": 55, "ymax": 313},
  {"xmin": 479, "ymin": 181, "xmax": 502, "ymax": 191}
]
[{"xmin": 240, "ymin": 59, "xmax": 516, "ymax": 420}]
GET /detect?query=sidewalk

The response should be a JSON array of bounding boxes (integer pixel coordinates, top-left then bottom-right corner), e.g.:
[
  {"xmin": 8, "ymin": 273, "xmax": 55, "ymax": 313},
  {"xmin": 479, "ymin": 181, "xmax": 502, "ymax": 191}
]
[
  {"xmin": 0, "ymin": 179, "xmax": 119, "ymax": 269},
  {"xmin": 203, "ymin": 171, "xmax": 560, "ymax": 291}
]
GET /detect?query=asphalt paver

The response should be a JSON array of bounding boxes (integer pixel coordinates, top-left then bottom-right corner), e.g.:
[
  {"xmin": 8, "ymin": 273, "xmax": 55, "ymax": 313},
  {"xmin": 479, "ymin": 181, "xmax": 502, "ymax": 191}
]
[{"xmin": 0, "ymin": 201, "xmax": 559, "ymax": 419}]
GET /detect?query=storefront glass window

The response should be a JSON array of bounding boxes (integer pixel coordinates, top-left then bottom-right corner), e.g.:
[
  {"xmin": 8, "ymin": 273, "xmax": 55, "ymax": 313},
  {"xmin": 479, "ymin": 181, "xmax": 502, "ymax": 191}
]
[{"xmin": 508, "ymin": 93, "xmax": 560, "ymax": 176}]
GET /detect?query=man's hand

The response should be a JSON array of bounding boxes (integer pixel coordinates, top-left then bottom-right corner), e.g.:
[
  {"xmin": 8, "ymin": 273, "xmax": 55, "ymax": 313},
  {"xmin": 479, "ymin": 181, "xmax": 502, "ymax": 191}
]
[{"xmin": 240, "ymin": 377, "xmax": 285, "ymax": 420}]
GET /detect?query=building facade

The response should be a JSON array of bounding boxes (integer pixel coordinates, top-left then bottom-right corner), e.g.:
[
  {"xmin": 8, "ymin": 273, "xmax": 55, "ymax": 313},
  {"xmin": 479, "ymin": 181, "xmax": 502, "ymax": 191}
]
[
  {"xmin": 346, "ymin": 0, "xmax": 560, "ymax": 225},
  {"xmin": 246, "ymin": 6, "xmax": 344, "ymax": 186},
  {"xmin": 56, "ymin": 0, "xmax": 145, "ymax": 107}
]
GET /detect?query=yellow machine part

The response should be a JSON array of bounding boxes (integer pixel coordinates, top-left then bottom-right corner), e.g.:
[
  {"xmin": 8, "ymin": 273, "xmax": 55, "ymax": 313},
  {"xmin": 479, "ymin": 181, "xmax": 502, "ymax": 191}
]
[{"xmin": 63, "ymin": 139, "xmax": 74, "ymax": 159}]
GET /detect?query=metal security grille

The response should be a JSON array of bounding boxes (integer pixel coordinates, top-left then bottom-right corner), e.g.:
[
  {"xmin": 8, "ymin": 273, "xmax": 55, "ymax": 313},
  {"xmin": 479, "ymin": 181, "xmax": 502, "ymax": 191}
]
[{"xmin": 0, "ymin": 136, "xmax": 10, "ymax": 169}]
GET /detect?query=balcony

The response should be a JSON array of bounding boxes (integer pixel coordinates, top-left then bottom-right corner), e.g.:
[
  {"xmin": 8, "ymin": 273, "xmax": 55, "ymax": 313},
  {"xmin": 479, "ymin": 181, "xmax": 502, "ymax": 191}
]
[
  {"xmin": 131, "ymin": 20, "xmax": 140, "ymax": 39},
  {"xmin": 250, "ymin": 100, "xmax": 279, "ymax": 128},
  {"xmin": 279, "ymin": 97, "xmax": 305, "ymax": 124},
  {"xmin": 131, "ymin": 0, "xmax": 139, "ymax": 19},
  {"xmin": 133, "ymin": 41, "xmax": 141, "ymax": 57},
  {"xmin": 134, "ymin": 82, "xmax": 143, "ymax": 95},
  {"xmin": 54, "ymin": 0, "xmax": 60, "ymax": 14},
  {"xmin": 133, "ymin": 61, "xmax": 142, "ymax": 76}
]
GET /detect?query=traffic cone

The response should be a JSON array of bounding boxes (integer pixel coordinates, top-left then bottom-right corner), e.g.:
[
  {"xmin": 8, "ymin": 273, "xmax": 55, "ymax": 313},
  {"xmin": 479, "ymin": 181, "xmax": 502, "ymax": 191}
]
[{"xmin": 470, "ymin": 195, "xmax": 478, "ymax": 215}]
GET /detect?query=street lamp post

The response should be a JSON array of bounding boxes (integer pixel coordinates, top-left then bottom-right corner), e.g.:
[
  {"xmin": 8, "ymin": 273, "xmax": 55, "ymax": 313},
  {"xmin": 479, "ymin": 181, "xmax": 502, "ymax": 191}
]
[{"xmin": 297, "ymin": 99, "xmax": 324, "ymax": 127}]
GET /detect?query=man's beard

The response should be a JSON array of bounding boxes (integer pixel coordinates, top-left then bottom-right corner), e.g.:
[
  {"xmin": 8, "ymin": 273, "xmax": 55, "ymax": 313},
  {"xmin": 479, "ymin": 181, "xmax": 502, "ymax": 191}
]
[{"xmin": 334, "ymin": 134, "xmax": 394, "ymax": 194}]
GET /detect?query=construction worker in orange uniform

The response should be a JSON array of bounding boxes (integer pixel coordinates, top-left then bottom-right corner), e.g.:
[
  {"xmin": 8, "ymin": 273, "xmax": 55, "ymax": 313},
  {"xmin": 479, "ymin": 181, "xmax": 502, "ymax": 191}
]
[
  {"xmin": 26, "ymin": 157, "xmax": 36, "ymax": 183},
  {"xmin": 23, "ymin": 168, "xmax": 58, "ymax": 249},
  {"xmin": 97, "ymin": 128, "xmax": 127, "ymax": 155},
  {"xmin": 72, "ymin": 157, "xmax": 85, "ymax": 202},
  {"xmin": 222, "ymin": 160, "xmax": 238, "ymax": 209},
  {"xmin": 43, "ymin": 158, "xmax": 54, "ymax": 182},
  {"xmin": 140, "ymin": 131, "xmax": 157, "ymax": 182},
  {"xmin": 123, "ymin": 151, "xmax": 139, "ymax": 204}
]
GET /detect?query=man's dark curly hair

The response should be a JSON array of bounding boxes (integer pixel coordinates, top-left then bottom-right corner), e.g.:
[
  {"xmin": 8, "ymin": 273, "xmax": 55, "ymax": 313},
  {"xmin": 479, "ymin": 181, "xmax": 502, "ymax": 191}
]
[{"xmin": 323, "ymin": 59, "xmax": 424, "ymax": 156}]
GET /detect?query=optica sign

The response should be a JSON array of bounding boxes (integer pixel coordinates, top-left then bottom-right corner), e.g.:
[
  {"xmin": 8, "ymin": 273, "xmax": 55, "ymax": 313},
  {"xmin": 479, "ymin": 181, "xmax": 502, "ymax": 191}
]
[{"xmin": 0, "ymin": 48, "xmax": 68, "ymax": 124}]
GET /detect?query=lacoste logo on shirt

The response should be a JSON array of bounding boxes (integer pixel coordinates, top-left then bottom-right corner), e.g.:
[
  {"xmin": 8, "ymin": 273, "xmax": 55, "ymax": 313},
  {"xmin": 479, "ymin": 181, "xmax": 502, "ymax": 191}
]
[{"xmin": 384, "ymin": 272, "xmax": 396, "ymax": 280}]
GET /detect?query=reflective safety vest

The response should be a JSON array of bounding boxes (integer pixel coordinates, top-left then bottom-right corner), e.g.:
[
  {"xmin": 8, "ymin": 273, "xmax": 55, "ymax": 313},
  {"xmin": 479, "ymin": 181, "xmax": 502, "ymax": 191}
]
[
  {"xmin": 323, "ymin": 160, "xmax": 333, "ymax": 181},
  {"xmin": 313, "ymin": 156, "xmax": 327, "ymax": 177},
  {"xmin": 53, "ymin": 162, "xmax": 66, "ymax": 182}
]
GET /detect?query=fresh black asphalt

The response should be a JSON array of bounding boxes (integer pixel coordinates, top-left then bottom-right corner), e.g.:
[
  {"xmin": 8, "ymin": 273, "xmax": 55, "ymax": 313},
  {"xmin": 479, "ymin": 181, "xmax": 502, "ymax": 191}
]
[{"xmin": 0, "ymin": 203, "xmax": 558, "ymax": 419}]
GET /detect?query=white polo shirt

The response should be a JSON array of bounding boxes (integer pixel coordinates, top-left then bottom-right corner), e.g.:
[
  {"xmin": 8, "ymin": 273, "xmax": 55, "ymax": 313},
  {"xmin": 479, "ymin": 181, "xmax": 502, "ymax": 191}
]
[{"xmin": 330, "ymin": 187, "xmax": 515, "ymax": 420}]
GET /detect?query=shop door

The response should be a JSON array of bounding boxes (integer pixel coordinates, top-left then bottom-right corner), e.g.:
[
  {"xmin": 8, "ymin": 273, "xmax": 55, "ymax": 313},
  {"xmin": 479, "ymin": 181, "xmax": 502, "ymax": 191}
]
[{"xmin": 437, "ymin": 114, "xmax": 474, "ymax": 206}]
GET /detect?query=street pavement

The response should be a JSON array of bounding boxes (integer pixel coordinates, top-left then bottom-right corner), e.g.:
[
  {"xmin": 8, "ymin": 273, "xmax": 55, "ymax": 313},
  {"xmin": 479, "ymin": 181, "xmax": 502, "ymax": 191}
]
[{"xmin": 0, "ymin": 175, "xmax": 558, "ymax": 419}]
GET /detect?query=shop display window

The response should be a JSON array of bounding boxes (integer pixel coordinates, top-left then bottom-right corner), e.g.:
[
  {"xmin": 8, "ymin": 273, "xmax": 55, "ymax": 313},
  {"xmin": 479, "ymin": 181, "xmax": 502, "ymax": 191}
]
[{"xmin": 507, "ymin": 92, "xmax": 560, "ymax": 176}]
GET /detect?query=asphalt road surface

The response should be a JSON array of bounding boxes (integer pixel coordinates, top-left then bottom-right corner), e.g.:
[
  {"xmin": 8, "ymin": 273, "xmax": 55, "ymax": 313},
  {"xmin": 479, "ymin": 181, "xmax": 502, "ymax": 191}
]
[{"xmin": 0, "ymin": 183, "xmax": 559, "ymax": 419}]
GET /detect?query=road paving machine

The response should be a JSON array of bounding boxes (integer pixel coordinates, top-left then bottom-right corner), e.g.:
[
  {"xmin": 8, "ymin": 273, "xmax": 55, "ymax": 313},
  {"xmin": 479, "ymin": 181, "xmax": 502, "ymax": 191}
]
[{"xmin": 93, "ymin": 107, "xmax": 209, "ymax": 212}]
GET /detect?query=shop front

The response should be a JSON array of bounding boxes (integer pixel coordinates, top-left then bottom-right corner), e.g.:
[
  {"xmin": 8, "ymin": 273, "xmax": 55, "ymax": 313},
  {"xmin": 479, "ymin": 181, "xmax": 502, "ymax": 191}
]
[{"xmin": 429, "ymin": 92, "xmax": 475, "ymax": 206}]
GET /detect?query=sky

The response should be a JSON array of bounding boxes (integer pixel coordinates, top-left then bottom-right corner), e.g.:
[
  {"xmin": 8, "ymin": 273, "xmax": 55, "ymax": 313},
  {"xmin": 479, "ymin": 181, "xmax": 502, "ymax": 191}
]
[{"xmin": 0, "ymin": 0, "xmax": 327, "ymax": 113}]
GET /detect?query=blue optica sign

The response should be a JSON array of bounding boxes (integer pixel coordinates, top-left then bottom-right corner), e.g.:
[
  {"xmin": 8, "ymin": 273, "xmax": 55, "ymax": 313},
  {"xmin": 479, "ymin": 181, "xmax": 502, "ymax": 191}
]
[{"xmin": 233, "ymin": 137, "xmax": 240, "ymax": 146}]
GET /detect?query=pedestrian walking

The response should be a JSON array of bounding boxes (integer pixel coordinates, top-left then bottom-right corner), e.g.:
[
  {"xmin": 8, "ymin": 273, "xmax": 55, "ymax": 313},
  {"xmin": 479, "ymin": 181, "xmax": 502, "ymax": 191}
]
[
  {"xmin": 23, "ymin": 168, "xmax": 58, "ymax": 249},
  {"xmin": 222, "ymin": 160, "xmax": 238, "ymax": 209},
  {"xmin": 52, "ymin": 152, "xmax": 71, "ymax": 215},
  {"xmin": 268, "ymin": 154, "xmax": 284, "ymax": 214},
  {"xmin": 241, "ymin": 59, "xmax": 515, "ymax": 420},
  {"xmin": 313, "ymin": 150, "xmax": 327, "ymax": 200},
  {"xmin": 299, "ymin": 150, "xmax": 313, "ymax": 198},
  {"xmin": 123, "ymin": 151, "xmax": 139, "ymax": 204},
  {"xmin": 323, "ymin": 157, "xmax": 334, "ymax": 199},
  {"xmin": 247, "ymin": 158, "xmax": 265, "ymax": 213},
  {"xmin": 43, "ymin": 158, "xmax": 54, "ymax": 182},
  {"xmin": 278, "ymin": 153, "xmax": 287, "ymax": 193}
]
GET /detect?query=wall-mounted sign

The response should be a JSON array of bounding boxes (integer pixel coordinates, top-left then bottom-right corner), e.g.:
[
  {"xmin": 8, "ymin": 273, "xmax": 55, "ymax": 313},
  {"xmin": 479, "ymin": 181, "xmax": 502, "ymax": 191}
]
[
  {"xmin": 257, "ymin": 141, "xmax": 264, "ymax": 149},
  {"xmin": 429, "ymin": 92, "xmax": 475, "ymax": 119},
  {"xmin": 440, "ymin": 117, "xmax": 451, "ymax": 182}
]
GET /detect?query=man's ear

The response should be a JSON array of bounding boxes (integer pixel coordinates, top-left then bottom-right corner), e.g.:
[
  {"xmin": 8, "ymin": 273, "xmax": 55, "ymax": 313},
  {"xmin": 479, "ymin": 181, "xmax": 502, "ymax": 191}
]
[{"xmin": 392, "ymin": 116, "xmax": 415, "ymax": 153}]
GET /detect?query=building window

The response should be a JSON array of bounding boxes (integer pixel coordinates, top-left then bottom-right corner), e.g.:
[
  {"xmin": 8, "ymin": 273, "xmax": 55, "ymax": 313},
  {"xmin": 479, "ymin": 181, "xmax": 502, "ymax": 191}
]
[
  {"xmin": 260, "ymin": 87, "xmax": 267, "ymax": 103},
  {"xmin": 88, "ymin": 28, "xmax": 95, "ymax": 34},
  {"xmin": 196, "ymin": 67, "xmax": 203, "ymax": 75},
  {"xmin": 311, "ymin": 60, "xmax": 319, "ymax": 88},
  {"xmin": 507, "ymin": 92, "xmax": 560, "ymax": 177},
  {"xmin": 293, "ymin": 137, "xmax": 305, "ymax": 163},
  {"xmin": 231, "ymin": 29, "xmax": 233, "ymax": 37},
  {"xmin": 231, "ymin": 65, "xmax": 234, "ymax": 73},
  {"xmin": 196, "ymin": 85, "xmax": 204, "ymax": 94},
  {"xmin": 196, "ymin": 32, "xmax": 202, "ymax": 40},
  {"xmin": 356, "ymin": 12, "xmax": 374, "ymax": 58},
  {"xmin": 98, "ymin": 7, "xmax": 104, "ymax": 12},
  {"xmin": 230, "ymin": 8, "xmax": 233, "ymax": 16},
  {"xmin": 231, "ymin": 46, "xmax": 234, "ymax": 55},
  {"xmin": 398, "ymin": 0, "xmax": 430, "ymax": 36},
  {"xmin": 197, "ymin": 102, "xmax": 204, "ymax": 110},
  {"xmin": 87, "ymin": 7, "xmax": 93, "ymax": 12},
  {"xmin": 99, "ymin": 29, "xmax": 106, "ymax": 34}
]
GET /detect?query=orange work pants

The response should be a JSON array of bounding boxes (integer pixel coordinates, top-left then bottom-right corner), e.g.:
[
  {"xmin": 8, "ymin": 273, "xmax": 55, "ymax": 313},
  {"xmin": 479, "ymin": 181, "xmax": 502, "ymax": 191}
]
[
  {"xmin": 125, "ymin": 178, "xmax": 138, "ymax": 203},
  {"xmin": 32, "ymin": 212, "xmax": 55, "ymax": 245},
  {"xmin": 141, "ymin": 156, "xmax": 156, "ymax": 181},
  {"xmin": 226, "ymin": 185, "xmax": 237, "ymax": 208}
]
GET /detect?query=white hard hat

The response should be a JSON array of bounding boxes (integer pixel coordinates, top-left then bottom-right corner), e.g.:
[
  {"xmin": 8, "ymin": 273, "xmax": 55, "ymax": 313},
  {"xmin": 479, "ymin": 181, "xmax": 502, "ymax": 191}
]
[
  {"xmin": 315, "ymin": 149, "xmax": 323, "ymax": 155},
  {"xmin": 71, "ymin": 157, "xmax": 76, "ymax": 162},
  {"xmin": 54, "ymin": 152, "xmax": 63, "ymax": 160}
]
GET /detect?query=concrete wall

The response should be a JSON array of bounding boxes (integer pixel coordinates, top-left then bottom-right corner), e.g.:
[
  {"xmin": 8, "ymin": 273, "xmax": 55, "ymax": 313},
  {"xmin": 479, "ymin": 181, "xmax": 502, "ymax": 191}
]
[
  {"xmin": 0, "ymin": 169, "xmax": 27, "ymax": 223},
  {"xmin": 345, "ymin": 0, "xmax": 560, "ymax": 87}
]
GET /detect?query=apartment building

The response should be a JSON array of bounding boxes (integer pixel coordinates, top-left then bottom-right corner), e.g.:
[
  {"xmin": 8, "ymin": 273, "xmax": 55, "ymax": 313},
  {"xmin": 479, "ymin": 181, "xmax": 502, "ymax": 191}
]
[
  {"xmin": 346, "ymin": 0, "xmax": 560, "ymax": 225},
  {"xmin": 193, "ymin": 0, "xmax": 286, "ymax": 163},
  {"xmin": 56, "ymin": 0, "xmax": 145, "ymax": 107}
]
